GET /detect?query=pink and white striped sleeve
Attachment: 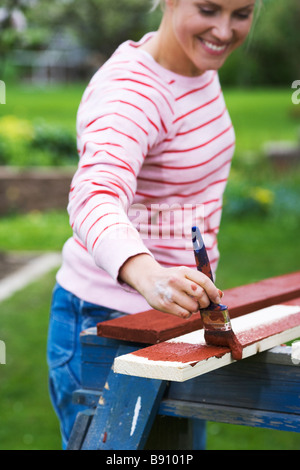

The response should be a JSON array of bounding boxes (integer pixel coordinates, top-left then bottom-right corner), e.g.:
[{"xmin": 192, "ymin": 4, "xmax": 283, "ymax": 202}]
[{"xmin": 68, "ymin": 62, "xmax": 174, "ymax": 282}]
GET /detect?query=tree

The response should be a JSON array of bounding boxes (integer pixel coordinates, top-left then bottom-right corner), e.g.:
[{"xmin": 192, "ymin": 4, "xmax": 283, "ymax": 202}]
[
  {"xmin": 26, "ymin": 0, "xmax": 161, "ymax": 57},
  {"xmin": 4, "ymin": 0, "xmax": 300, "ymax": 86},
  {"xmin": 0, "ymin": 0, "xmax": 29, "ymax": 76}
]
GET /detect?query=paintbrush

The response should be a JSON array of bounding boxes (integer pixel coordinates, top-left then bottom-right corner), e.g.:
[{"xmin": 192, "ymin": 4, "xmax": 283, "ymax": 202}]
[{"xmin": 191, "ymin": 226, "xmax": 242, "ymax": 360}]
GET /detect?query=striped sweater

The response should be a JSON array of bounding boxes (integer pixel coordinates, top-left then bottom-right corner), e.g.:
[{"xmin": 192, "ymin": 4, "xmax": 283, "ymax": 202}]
[{"xmin": 56, "ymin": 33, "xmax": 235, "ymax": 314}]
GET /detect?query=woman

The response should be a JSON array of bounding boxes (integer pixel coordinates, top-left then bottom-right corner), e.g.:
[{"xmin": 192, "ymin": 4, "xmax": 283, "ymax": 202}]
[{"xmin": 47, "ymin": 0, "xmax": 257, "ymax": 448}]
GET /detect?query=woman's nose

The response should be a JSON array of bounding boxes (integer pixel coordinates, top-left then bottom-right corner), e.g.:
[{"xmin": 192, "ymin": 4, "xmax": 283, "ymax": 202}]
[{"xmin": 211, "ymin": 17, "xmax": 234, "ymax": 43}]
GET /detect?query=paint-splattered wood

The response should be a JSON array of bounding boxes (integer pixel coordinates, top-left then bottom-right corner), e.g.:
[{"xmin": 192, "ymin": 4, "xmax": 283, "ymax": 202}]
[
  {"xmin": 113, "ymin": 300, "xmax": 300, "ymax": 382},
  {"xmin": 97, "ymin": 271, "xmax": 300, "ymax": 344},
  {"xmin": 80, "ymin": 344, "xmax": 167, "ymax": 450}
]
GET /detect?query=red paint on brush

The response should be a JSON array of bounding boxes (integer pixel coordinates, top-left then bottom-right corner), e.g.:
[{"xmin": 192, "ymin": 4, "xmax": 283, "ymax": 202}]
[
  {"xmin": 228, "ymin": 335, "xmax": 243, "ymax": 361},
  {"xmin": 192, "ymin": 226, "xmax": 243, "ymax": 359},
  {"xmin": 204, "ymin": 330, "xmax": 243, "ymax": 361},
  {"xmin": 199, "ymin": 303, "xmax": 243, "ymax": 360}
]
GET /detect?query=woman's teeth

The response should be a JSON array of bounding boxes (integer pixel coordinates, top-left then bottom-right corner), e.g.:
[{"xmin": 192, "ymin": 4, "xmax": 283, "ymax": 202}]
[{"xmin": 201, "ymin": 39, "xmax": 227, "ymax": 52}]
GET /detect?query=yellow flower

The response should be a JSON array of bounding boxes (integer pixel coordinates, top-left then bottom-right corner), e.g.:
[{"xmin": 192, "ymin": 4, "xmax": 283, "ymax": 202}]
[
  {"xmin": 0, "ymin": 115, "xmax": 34, "ymax": 142},
  {"xmin": 250, "ymin": 187, "xmax": 274, "ymax": 206}
]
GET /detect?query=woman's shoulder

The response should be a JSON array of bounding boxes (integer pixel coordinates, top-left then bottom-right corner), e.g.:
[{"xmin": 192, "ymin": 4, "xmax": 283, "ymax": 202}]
[{"xmin": 105, "ymin": 39, "xmax": 176, "ymax": 98}]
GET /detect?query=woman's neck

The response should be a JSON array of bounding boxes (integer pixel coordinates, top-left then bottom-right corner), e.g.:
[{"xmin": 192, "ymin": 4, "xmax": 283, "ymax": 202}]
[{"xmin": 139, "ymin": 16, "xmax": 203, "ymax": 77}]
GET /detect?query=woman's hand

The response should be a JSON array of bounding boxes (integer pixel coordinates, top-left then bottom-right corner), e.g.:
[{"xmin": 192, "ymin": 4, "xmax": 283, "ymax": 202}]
[{"xmin": 119, "ymin": 253, "xmax": 223, "ymax": 319}]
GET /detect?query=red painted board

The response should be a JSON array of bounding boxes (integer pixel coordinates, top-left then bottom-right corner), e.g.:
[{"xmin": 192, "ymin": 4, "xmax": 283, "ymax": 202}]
[
  {"xmin": 98, "ymin": 308, "xmax": 202, "ymax": 344},
  {"xmin": 114, "ymin": 301, "xmax": 300, "ymax": 382},
  {"xmin": 224, "ymin": 271, "xmax": 300, "ymax": 318},
  {"xmin": 97, "ymin": 271, "xmax": 300, "ymax": 344}
]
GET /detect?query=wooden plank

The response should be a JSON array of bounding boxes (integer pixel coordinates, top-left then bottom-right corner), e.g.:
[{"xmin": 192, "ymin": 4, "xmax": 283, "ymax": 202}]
[
  {"xmin": 97, "ymin": 271, "xmax": 300, "ymax": 344},
  {"xmin": 159, "ymin": 399, "xmax": 300, "ymax": 433},
  {"xmin": 72, "ymin": 390, "xmax": 206, "ymax": 450},
  {"xmin": 74, "ymin": 346, "xmax": 300, "ymax": 414},
  {"xmin": 75, "ymin": 348, "xmax": 300, "ymax": 416},
  {"xmin": 67, "ymin": 409, "xmax": 94, "ymax": 450},
  {"xmin": 81, "ymin": 344, "xmax": 167, "ymax": 450},
  {"xmin": 167, "ymin": 352, "xmax": 300, "ymax": 413},
  {"xmin": 224, "ymin": 271, "xmax": 300, "ymax": 317},
  {"xmin": 114, "ymin": 302, "xmax": 300, "ymax": 382},
  {"xmin": 79, "ymin": 329, "xmax": 144, "ymax": 390},
  {"xmin": 98, "ymin": 308, "xmax": 202, "ymax": 344}
]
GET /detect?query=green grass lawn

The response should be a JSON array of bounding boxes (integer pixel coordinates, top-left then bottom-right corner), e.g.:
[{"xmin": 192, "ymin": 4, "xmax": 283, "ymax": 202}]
[
  {"xmin": 0, "ymin": 83, "xmax": 299, "ymax": 450},
  {"xmin": 0, "ymin": 270, "xmax": 62, "ymax": 450},
  {"xmin": 2, "ymin": 83, "xmax": 85, "ymax": 131},
  {"xmin": 217, "ymin": 214, "xmax": 300, "ymax": 289},
  {"xmin": 0, "ymin": 210, "xmax": 72, "ymax": 251},
  {"xmin": 224, "ymin": 87, "xmax": 299, "ymax": 154}
]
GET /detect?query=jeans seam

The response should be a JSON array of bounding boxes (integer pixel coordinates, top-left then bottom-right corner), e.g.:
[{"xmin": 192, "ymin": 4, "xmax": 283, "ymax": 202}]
[{"xmin": 47, "ymin": 287, "xmax": 78, "ymax": 369}]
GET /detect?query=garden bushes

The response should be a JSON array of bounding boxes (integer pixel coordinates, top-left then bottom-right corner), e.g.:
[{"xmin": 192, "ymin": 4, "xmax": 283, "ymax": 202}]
[{"xmin": 0, "ymin": 115, "xmax": 77, "ymax": 167}]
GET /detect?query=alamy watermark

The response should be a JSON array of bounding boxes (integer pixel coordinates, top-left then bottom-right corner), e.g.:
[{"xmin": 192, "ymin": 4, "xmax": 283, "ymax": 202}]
[
  {"xmin": 291, "ymin": 80, "xmax": 300, "ymax": 105},
  {"xmin": 127, "ymin": 202, "xmax": 205, "ymax": 242},
  {"xmin": 0, "ymin": 340, "xmax": 6, "ymax": 365},
  {"xmin": 0, "ymin": 80, "xmax": 6, "ymax": 104},
  {"xmin": 108, "ymin": 200, "xmax": 207, "ymax": 249}
]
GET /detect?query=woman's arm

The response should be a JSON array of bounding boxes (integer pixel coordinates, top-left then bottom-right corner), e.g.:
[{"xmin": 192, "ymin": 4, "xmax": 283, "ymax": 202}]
[
  {"xmin": 69, "ymin": 60, "xmax": 174, "ymax": 285},
  {"xmin": 119, "ymin": 253, "xmax": 222, "ymax": 319}
]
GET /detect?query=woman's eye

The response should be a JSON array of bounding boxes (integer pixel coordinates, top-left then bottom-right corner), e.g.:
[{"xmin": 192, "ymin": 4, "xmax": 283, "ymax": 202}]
[
  {"xmin": 199, "ymin": 8, "xmax": 216, "ymax": 16},
  {"xmin": 198, "ymin": 5, "xmax": 253, "ymax": 20},
  {"xmin": 235, "ymin": 13, "xmax": 250, "ymax": 19},
  {"xmin": 234, "ymin": 10, "xmax": 253, "ymax": 20}
]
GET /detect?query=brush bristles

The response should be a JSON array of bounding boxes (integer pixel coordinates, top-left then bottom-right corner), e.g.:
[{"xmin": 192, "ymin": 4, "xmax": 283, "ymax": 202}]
[{"xmin": 204, "ymin": 330, "xmax": 243, "ymax": 361}]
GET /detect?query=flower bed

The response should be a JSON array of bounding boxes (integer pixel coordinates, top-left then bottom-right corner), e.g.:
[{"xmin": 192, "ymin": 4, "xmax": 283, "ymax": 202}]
[{"xmin": 0, "ymin": 166, "xmax": 74, "ymax": 215}]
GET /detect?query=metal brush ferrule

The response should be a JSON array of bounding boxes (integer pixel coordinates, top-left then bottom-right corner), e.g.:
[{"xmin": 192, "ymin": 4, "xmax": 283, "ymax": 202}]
[{"xmin": 200, "ymin": 303, "xmax": 232, "ymax": 331}]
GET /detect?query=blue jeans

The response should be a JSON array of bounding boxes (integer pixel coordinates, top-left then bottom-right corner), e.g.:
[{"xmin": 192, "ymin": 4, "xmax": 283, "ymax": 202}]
[
  {"xmin": 47, "ymin": 283, "xmax": 206, "ymax": 450},
  {"xmin": 47, "ymin": 283, "xmax": 126, "ymax": 449}
]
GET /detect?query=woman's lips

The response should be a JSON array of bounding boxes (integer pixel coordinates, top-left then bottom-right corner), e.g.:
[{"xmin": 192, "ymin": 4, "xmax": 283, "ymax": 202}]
[{"xmin": 199, "ymin": 38, "xmax": 229, "ymax": 55}]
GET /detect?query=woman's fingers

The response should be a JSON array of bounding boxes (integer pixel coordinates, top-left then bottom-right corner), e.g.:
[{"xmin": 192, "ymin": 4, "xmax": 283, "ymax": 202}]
[
  {"xmin": 181, "ymin": 279, "xmax": 211, "ymax": 309},
  {"xmin": 119, "ymin": 254, "xmax": 223, "ymax": 319},
  {"xmin": 153, "ymin": 278, "xmax": 197, "ymax": 315},
  {"xmin": 184, "ymin": 269, "xmax": 222, "ymax": 305},
  {"xmin": 154, "ymin": 268, "xmax": 218, "ymax": 317},
  {"xmin": 166, "ymin": 267, "xmax": 220, "ymax": 304}
]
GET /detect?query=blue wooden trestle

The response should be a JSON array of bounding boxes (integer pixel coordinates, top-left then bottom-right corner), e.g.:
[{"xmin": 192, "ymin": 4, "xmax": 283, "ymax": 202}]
[{"xmin": 67, "ymin": 327, "xmax": 300, "ymax": 450}]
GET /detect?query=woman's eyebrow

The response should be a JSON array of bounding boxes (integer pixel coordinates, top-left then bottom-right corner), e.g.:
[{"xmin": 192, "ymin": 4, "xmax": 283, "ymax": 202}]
[
  {"xmin": 237, "ymin": 3, "xmax": 256, "ymax": 11},
  {"xmin": 195, "ymin": 1, "xmax": 219, "ymax": 7},
  {"xmin": 195, "ymin": 1, "xmax": 256, "ymax": 9}
]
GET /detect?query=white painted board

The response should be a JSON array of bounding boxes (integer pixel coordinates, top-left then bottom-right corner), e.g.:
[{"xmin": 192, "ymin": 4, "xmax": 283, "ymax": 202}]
[{"xmin": 114, "ymin": 304, "xmax": 300, "ymax": 382}]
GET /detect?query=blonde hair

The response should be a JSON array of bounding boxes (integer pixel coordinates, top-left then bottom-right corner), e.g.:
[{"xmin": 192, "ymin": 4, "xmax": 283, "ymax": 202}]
[
  {"xmin": 151, "ymin": 0, "xmax": 164, "ymax": 11},
  {"xmin": 151, "ymin": 0, "xmax": 262, "ymax": 12}
]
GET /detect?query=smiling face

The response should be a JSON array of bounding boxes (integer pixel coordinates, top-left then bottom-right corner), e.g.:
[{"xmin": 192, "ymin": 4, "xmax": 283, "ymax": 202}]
[{"xmin": 158, "ymin": 0, "xmax": 256, "ymax": 76}]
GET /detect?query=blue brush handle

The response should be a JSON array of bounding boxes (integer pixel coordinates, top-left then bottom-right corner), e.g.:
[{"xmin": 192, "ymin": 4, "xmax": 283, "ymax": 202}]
[{"xmin": 191, "ymin": 226, "xmax": 214, "ymax": 283}]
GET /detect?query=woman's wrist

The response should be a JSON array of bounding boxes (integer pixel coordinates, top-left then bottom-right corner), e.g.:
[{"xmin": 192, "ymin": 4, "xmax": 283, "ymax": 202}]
[{"xmin": 118, "ymin": 253, "xmax": 160, "ymax": 293}]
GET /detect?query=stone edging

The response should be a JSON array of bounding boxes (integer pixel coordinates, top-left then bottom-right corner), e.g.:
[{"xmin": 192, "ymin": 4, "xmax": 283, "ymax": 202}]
[{"xmin": 0, "ymin": 252, "xmax": 61, "ymax": 302}]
